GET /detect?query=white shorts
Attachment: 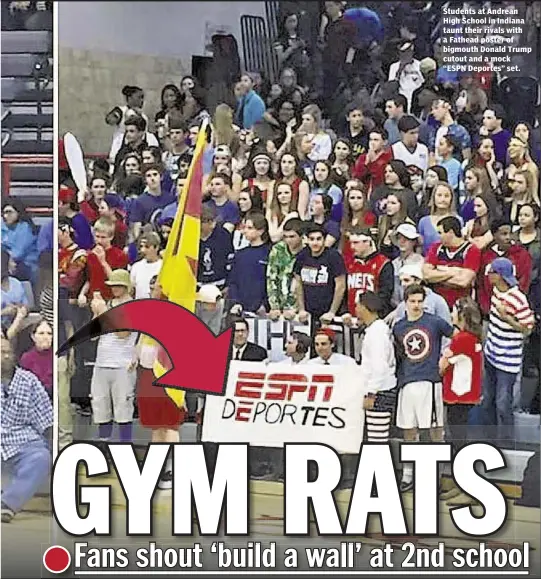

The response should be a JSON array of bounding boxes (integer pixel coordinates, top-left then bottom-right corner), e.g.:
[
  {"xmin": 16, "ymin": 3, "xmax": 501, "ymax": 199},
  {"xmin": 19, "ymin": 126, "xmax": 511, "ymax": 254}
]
[
  {"xmin": 396, "ymin": 381, "xmax": 443, "ymax": 430},
  {"xmin": 91, "ymin": 367, "xmax": 136, "ymax": 424}
]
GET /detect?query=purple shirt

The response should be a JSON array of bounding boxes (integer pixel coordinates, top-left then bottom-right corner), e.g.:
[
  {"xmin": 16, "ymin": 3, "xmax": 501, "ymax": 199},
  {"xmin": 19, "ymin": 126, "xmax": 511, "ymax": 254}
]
[
  {"xmin": 72, "ymin": 213, "xmax": 94, "ymax": 250},
  {"xmin": 128, "ymin": 190, "xmax": 176, "ymax": 225},
  {"xmin": 204, "ymin": 199, "xmax": 240, "ymax": 227},
  {"xmin": 490, "ymin": 129, "xmax": 511, "ymax": 166}
]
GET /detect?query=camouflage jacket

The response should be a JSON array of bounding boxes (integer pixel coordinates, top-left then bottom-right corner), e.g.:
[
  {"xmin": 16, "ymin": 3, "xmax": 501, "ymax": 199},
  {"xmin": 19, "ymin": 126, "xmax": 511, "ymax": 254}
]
[{"xmin": 266, "ymin": 241, "xmax": 298, "ymax": 311}]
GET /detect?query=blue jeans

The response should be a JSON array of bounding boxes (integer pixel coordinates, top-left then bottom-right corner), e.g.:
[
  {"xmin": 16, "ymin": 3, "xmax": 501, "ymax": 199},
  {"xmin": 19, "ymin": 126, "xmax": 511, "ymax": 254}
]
[
  {"xmin": 481, "ymin": 360, "xmax": 517, "ymax": 441},
  {"xmin": 2, "ymin": 440, "xmax": 51, "ymax": 512}
]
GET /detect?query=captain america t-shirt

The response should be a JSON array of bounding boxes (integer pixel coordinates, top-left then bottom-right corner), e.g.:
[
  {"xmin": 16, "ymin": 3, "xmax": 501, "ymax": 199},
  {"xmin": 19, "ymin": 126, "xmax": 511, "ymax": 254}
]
[
  {"xmin": 293, "ymin": 248, "xmax": 346, "ymax": 318},
  {"xmin": 393, "ymin": 312, "xmax": 454, "ymax": 387}
]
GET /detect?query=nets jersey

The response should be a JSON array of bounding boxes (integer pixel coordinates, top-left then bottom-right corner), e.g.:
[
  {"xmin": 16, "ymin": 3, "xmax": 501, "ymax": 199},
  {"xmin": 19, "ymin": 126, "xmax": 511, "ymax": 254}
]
[{"xmin": 346, "ymin": 253, "xmax": 389, "ymax": 315}]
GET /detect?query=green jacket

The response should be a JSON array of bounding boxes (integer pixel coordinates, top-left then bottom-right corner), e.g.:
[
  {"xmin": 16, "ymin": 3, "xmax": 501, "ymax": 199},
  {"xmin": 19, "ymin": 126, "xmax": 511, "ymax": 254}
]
[{"xmin": 266, "ymin": 241, "xmax": 299, "ymax": 311}]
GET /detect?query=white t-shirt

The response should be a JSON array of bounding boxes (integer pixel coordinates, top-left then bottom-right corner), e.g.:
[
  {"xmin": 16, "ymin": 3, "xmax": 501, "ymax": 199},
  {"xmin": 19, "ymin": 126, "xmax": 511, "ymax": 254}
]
[
  {"xmin": 109, "ymin": 106, "xmax": 159, "ymax": 163},
  {"xmin": 359, "ymin": 319, "xmax": 397, "ymax": 393},
  {"xmin": 130, "ymin": 258, "xmax": 163, "ymax": 299},
  {"xmin": 392, "ymin": 141, "xmax": 429, "ymax": 174},
  {"xmin": 308, "ymin": 132, "xmax": 333, "ymax": 162},
  {"xmin": 388, "ymin": 60, "xmax": 424, "ymax": 112}
]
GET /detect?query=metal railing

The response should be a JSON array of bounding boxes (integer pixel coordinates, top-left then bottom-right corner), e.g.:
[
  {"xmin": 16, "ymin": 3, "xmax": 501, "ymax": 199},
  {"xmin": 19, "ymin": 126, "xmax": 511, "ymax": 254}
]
[{"xmin": 240, "ymin": 14, "xmax": 278, "ymax": 83}]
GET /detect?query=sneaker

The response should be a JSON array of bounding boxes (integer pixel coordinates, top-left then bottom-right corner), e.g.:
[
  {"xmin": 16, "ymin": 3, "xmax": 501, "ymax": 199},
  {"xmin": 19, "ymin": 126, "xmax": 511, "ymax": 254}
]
[
  {"xmin": 76, "ymin": 405, "xmax": 92, "ymax": 417},
  {"xmin": 1, "ymin": 503, "xmax": 15, "ymax": 523},
  {"xmin": 158, "ymin": 470, "xmax": 173, "ymax": 491},
  {"xmin": 400, "ymin": 480, "xmax": 414, "ymax": 493}
]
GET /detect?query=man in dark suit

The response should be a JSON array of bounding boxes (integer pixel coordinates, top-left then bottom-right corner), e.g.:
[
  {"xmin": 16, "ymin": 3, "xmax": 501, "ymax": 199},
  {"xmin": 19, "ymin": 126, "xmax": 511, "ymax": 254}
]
[{"xmin": 230, "ymin": 317, "xmax": 267, "ymax": 362}]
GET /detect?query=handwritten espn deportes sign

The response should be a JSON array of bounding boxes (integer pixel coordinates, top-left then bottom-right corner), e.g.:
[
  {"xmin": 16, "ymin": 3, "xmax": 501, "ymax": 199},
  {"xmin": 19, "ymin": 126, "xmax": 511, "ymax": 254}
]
[
  {"xmin": 202, "ymin": 362, "xmax": 364, "ymax": 453},
  {"xmin": 246, "ymin": 315, "xmax": 363, "ymax": 363}
]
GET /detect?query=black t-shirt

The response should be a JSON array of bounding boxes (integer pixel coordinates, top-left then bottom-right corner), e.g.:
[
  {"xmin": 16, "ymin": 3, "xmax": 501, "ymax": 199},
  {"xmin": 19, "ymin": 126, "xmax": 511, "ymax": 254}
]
[
  {"xmin": 293, "ymin": 247, "xmax": 346, "ymax": 318},
  {"xmin": 342, "ymin": 127, "xmax": 369, "ymax": 158}
]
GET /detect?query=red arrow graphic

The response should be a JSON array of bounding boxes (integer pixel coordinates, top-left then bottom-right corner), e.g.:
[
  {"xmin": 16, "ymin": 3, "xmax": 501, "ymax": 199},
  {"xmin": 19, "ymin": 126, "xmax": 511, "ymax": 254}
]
[{"xmin": 57, "ymin": 299, "xmax": 234, "ymax": 396}]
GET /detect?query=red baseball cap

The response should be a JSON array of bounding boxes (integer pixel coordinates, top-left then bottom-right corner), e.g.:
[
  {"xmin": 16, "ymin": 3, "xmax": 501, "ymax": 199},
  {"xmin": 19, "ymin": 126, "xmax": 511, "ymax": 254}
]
[
  {"xmin": 59, "ymin": 187, "xmax": 76, "ymax": 204},
  {"xmin": 315, "ymin": 327, "xmax": 336, "ymax": 342}
]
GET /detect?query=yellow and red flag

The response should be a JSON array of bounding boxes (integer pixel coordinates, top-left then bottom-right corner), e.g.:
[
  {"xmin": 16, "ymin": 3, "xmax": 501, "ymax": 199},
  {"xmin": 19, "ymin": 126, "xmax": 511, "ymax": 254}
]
[{"xmin": 152, "ymin": 119, "xmax": 209, "ymax": 407}]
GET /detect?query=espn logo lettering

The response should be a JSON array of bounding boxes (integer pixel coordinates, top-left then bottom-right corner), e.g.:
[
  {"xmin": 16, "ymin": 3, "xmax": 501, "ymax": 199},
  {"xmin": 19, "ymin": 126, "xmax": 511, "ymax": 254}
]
[{"xmin": 222, "ymin": 372, "xmax": 345, "ymax": 428}]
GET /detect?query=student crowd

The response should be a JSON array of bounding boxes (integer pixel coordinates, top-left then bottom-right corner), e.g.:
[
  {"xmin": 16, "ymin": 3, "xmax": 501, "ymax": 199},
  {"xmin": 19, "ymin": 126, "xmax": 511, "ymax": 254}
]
[{"xmin": 3, "ymin": 1, "xmax": 540, "ymax": 522}]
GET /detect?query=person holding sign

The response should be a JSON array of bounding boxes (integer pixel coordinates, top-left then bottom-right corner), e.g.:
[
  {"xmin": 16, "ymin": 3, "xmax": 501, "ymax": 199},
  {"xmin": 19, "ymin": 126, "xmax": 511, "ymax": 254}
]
[
  {"xmin": 356, "ymin": 292, "xmax": 397, "ymax": 442},
  {"xmin": 230, "ymin": 317, "xmax": 268, "ymax": 362},
  {"xmin": 312, "ymin": 328, "xmax": 356, "ymax": 366},
  {"xmin": 281, "ymin": 331, "xmax": 312, "ymax": 366}
]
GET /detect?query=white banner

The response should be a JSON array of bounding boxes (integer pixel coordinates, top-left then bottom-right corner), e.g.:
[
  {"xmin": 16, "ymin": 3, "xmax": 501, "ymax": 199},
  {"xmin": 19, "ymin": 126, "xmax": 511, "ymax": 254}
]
[
  {"xmin": 202, "ymin": 361, "xmax": 365, "ymax": 454},
  {"xmin": 246, "ymin": 315, "xmax": 363, "ymax": 363}
]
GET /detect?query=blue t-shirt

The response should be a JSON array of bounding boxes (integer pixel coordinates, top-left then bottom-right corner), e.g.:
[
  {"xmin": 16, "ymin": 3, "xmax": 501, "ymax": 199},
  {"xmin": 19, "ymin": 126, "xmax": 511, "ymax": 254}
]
[
  {"xmin": 204, "ymin": 199, "xmax": 240, "ymax": 228},
  {"xmin": 1, "ymin": 276, "xmax": 29, "ymax": 328},
  {"xmin": 1, "ymin": 221, "xmax": 39, "ymax": 271},
  {"xmin": 393, "ymin": 312, "xmax": 454, "ymax": 387},
  {"xmin": 37, "ymin": 218, "xmax": 53, "ymax": 254},
  {"xmin": 228, "ymin": 243, "xmax": 270, "ymax": 312},
  {"xmin": 293, "ymin": 247, "xmax": 346, "ymax": 318},
  {"xmin": 439, "ymin": 157, "xmax": 462, "ymax": 191},
  {"xmin": 199, "ymin": 225, "xmax": 234, "ymax": 289},
  {"xmin": 160, "ymin": 201, "xmax": 178, "ymax": 224},
  {"xmin": 128, "ymin": 190, "xmax": 176, "ymax": 225}
]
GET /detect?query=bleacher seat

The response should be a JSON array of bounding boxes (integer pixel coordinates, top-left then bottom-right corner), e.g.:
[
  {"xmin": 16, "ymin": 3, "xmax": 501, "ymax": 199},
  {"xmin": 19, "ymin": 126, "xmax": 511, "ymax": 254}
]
[
  {"xmin": 1, "ymin": 53, "xmax": 37, "ymax": 77},
  {"xmin": 3, "ymin": 87, "xmax": 52, "ymax": 103},
  {"xmin": 10, "ymin": 164, "xmax": 52, "ymax": 182},
  {"xmin": 2, "ymin": 140, "xmax": 52, "ymax": 155},
  {"xmin": 0, "ymin": 30, "xmax": 50, "ymax": 54},
  {"xmin": 1, "ymin": 78, "xmax": 22, "ymax": 101},
  {"xmin": 2, "ymin": 113, "xmax": 52, "ymax": 129}
]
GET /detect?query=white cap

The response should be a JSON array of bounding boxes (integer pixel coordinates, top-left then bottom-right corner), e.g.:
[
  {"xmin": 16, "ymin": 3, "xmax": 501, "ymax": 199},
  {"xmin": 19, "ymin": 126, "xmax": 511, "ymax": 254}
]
[
  {"xmin": 196, "ymin": 284, "xmax": 223, "ymax": 304},
  {"xmin": 399, "ymin": 263, "xmax": 424, "ymax": 281},
  {"xmin": 394, "ymin": 223, "xmax": 420, "ymax": 241}
]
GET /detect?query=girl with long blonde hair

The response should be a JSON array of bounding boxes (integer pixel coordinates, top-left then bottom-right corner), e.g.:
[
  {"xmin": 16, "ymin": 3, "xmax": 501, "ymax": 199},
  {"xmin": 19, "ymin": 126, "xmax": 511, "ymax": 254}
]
[{"xmin": 267, "ymin": 180, "xmax": 299, "ymax": 242}]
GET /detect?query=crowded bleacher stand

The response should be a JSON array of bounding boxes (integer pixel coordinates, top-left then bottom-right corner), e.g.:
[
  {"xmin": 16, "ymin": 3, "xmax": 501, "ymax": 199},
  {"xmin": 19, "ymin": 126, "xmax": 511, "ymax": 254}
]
[
  {"xmin": 3, "ymin": 1, "xmax": 541, "ymax": 521},
  {"xmin": 2, "ymin": 0, "xmax": 53, "ymax": 523},
  {"xmin": 55, "ymin": 0, "xmax": 540, "ymax": 499}
]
